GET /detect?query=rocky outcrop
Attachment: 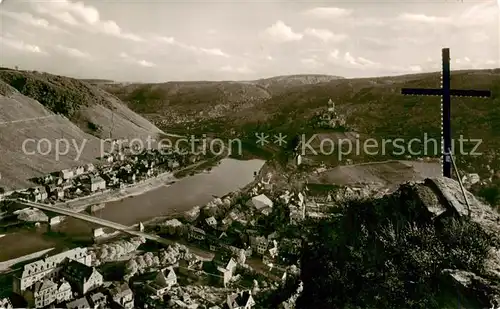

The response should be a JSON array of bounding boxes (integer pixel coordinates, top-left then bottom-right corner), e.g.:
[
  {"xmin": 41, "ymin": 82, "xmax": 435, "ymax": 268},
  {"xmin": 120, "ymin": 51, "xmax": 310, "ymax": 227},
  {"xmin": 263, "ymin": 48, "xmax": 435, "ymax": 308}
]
[{"xmin": 414, "ymin": 177, "xmax": 500, "ymax": 308}]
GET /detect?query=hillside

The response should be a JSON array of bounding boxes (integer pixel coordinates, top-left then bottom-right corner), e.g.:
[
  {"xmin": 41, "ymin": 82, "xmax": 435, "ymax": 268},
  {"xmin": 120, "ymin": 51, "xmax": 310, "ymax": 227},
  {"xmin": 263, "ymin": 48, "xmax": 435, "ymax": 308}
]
[
  {"xmin": 0, "ymin": 68, "xmax": 164, "ymax": 140},
  {"xmin": 105, "ymin": 70, "xmax": 499, "ymax": 176},
  {"xmin": 0, "ymin": 82, "xmax": 102, "ymax": 189},
  {"xmin": 101, "ymin": 74, "xmax": 344, "ymax": 126},
  {"xmin": 0, "ymin": 70, "xmax": 166, "ymax": 190}
]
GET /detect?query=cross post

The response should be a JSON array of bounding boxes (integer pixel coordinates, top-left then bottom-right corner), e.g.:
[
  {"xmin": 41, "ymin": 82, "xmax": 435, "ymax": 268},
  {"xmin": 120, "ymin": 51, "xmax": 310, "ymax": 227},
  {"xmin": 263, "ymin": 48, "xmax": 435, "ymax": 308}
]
[{"xmin": 401, "ymin": 48, "xmax": 491, "ymax": 178}]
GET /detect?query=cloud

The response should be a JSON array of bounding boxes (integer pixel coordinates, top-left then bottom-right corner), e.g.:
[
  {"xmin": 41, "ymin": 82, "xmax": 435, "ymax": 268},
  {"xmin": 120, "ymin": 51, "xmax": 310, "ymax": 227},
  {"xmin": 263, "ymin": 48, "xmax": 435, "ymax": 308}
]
[
  {"xmin": 199, "ymin": 48, "xmax": 230, "ymax": 57},
  {"xmin": 119, "ymin": 52, "xmax": 155, "ymax": 67},
  {"xmin": 55, "ymin": 44, "xmax": 91, "ymax": 59},
  {"xmin": 460, "ymin": 1, "xmax": 497, "ymax": 26},
  {"xmin": 398, "ymin": 13, "xmax": 452, "ymax": 24},
  {"xmin": 303, "ymin": 7, "xmax": 352, "ymax": 19},
  {"xmin": 262, "ymin": 20, "xmax": 303, "ymax": 42},
  {"xmin": 0, "ymin": 36, "xmax": 47, "ymax": 54},
  {"xmin": 329, "ymin": 49, "xmax": 340, "ymax": 60},
  {"xmin": 32, "ymin": 0, "xmax": 143, "ymax": 41},
  {"xmin": 304, "ymin": 28, "xmax": 347, "ymax": 43},
  {"xmin": 398, "ymin": 3, "xmax": 496, "ymax": 28},
  {"xmin": 137, "ymin": 60, "xmax": 155, "ymax": 67},
  {"xmin": 220, "ymin": 65, "xmax": 253, "ymax": 74},
  {"xmin": 0, "ymin": 10, "xmax": 62, "ymax": 31},
  {"xmin": 152, "ymin": 35, "xmax": 230, "ymax": 57},
  {"xmin": 343, "ymin": 52, "xmax": 380, "ymax": 68},
  {"xmin": 301, "ymin": 57, "xmax": 324, "ymax": 69}
]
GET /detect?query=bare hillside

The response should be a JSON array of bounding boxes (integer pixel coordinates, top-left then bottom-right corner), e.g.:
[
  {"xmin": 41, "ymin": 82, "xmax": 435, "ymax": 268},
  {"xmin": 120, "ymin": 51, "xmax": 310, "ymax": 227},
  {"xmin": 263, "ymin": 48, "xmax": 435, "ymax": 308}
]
[
  {"xmin": 0, "ymin": 68, "xmax": 164, "ymax": 141},
  {"xmin": 0, "ymin": 82, "xmax": 102, "ymax": 189}
]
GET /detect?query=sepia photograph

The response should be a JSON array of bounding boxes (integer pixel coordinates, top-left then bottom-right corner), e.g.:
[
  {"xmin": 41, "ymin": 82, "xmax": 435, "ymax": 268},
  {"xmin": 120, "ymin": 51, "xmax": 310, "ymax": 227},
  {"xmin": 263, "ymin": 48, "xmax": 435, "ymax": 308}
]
[{"xmin": 0, "ymin": 0, "xmax": 498, "ymax": 308}]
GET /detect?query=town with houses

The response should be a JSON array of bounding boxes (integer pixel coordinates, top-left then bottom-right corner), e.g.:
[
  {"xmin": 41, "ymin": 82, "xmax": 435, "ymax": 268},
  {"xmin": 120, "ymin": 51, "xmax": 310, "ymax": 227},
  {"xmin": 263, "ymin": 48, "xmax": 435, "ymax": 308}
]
[
  {"xmin": 0, "ymin": 161, "xmax": 385, "ymax": 309},
  {"xmin": 0, "ymin": 97, "xmax": 492, "ymax": 309},
  {"xmin": 0, "ymin": 140, "xmax": 210, "ymax": 206}
]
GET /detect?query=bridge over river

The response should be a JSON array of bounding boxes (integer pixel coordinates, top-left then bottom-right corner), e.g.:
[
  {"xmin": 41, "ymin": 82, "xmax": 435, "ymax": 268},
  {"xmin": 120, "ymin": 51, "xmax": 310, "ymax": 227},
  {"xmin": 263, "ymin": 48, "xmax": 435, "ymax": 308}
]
[{"xmin": 5, "ymin": 199, "xmax": 175, "ymax": 246}]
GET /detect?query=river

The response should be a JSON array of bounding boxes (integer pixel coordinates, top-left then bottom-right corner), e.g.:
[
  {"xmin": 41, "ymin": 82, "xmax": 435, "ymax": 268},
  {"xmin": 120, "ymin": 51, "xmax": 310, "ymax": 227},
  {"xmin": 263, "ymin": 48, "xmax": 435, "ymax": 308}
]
[{"xmin": 0, "ymin": 158, "xmax": 265, "ymax": 262}]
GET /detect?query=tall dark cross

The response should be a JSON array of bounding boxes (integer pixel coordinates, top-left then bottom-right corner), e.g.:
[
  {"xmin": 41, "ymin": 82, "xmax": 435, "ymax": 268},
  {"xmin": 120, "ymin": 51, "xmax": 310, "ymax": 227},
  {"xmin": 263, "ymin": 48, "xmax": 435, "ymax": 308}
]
[{"xmin": 401, "ymin": 48, "xmax": 491, "ymax": 178}]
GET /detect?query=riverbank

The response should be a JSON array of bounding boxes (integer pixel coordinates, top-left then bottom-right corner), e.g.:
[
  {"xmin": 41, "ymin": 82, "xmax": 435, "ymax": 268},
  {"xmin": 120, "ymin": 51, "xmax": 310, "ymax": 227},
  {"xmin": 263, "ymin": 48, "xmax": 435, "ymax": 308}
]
[
  {"xmin": 55, "ymin": 171, "xmax": 177, "ymax": 212},
  {"xmin": 53, "ymin": 156, "xmax": 221, "ymax": 212},
  {"xmin": 0, "ymin": 157, "xmax": 264, "ymax": 263}
]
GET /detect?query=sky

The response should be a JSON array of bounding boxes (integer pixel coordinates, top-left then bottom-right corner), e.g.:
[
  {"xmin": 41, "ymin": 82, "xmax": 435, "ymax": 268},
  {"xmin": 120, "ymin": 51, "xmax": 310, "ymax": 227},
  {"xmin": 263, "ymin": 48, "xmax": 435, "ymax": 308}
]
[{"xmin": 0, "ymin": 0, "xmax": 498, "ymax": 82}]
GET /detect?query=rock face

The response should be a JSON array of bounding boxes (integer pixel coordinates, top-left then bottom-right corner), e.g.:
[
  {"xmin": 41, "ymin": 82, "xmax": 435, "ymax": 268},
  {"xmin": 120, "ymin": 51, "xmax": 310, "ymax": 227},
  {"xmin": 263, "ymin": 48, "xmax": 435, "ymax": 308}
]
[{"xmin": 414, "ymin": 177, "xmax": 500, "ymax": 307}]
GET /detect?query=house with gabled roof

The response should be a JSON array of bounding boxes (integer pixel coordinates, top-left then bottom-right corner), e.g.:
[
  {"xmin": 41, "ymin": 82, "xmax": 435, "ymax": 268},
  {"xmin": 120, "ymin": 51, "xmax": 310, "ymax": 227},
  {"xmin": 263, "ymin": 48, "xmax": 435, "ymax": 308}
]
[
  {"xmin": 188, "ymin": 225, "xmax": 206, "ymax": 241},
  {"xmin": 60, "ymin": 169, "xmax": 74, "ymax": 180},
  {"xmin": 27, "ymin": 186, "xmax": 48, "ymax": 202},
  {"xmin": 205, "ymin": 216, "xmax": 217, "ymax": 229},
  {"xmin": 217, "ymin": 257, "xmax": 238, "ymax": 287},
  {"xmin": 108, "ymin": 282, "xmax": 134, "ymax": 309},
  {"xmin": 62, "ymin": 260, "xmax": 103, "ymax": 295},
  {"xmin": 56, "ymin": 279, "xmax": 73, "ymax": 304},
  {"xmin": 90, "ymin": 176, "xmax": 106, "ymax": 192},
  {"xmin": 224, "ymin": 290, "xmax": 255, "ymax": 309},
  {"xmin": 73, "ymin": 166, "xmax": 85, "ymax": 177},
  {"xmin": 88, "ymin": 292, "xmax": 107, "ymax": 309},
  {"xmin": 23, "ymin": 278, "xmax": 57, "ymax": 308},
  {"xmin": 13, "ymin": 247, "xmax": 91, "ymax": 294},
  {"xmin": 147, "ymin": 266, "xmax": 177, "ymax": 297},
  {"xmin": 0, "ymin": 297, "xmax": 13, "ymax": 309}
]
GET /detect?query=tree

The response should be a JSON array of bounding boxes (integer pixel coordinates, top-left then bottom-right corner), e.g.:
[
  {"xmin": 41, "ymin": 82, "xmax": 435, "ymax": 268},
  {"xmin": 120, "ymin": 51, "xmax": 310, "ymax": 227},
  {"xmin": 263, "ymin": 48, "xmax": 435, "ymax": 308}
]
[
  {"xmin": 268, "ymin": 199, "xmax": 290, "ymax": 233},
  {"xmin": 477, "ymin": 185, "xmax": 500, "ymax": 207},
  {"xmin": 98, "ymin": 246, "xmax": 109, "ymax": 261},
  {"xmin": 124, "ymin": 259, "xmax": 138, "ymax": 281}
]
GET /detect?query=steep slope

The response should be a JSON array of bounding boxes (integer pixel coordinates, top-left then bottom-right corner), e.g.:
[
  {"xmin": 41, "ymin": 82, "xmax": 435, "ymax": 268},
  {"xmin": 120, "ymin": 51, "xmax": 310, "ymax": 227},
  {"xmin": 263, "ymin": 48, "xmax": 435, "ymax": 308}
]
[
  {"xmin": 0, "ymin": 82, "xmax": 102, "ymax": 189},
  {"xmin": 0, "ymin": 68, "xmax": 164, "ymax": 141}
]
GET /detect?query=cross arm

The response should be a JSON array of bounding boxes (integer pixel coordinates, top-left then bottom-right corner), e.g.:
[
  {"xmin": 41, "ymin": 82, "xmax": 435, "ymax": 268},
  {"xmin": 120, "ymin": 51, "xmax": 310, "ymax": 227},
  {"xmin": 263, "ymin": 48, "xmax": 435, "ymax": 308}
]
[
  {"xmin": 448, "ymin": 89, "xmax": 491, "ymax": 98},
  {"xmin": 401, "ymin": 88, "xmax": 442, "ymax": 96}
]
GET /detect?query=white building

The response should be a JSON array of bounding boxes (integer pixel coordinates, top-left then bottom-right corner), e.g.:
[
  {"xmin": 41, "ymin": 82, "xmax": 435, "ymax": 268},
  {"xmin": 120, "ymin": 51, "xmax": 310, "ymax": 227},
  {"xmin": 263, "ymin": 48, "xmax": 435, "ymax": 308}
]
[
  {"xmin": 246, "ymin": 194, "xmax": 273, "ymax": 214},
  {"xmin": 296, "ymin": 154, "xmax": 302, "ymax": 166},
  {"xmin": 327, "ymin": 98, "xmax": 335, "ymax": 113},
  {"xmin": 13, "ymin": 247, "xmax": 91, "ymax": 293},
  {"xmin": 90, "ymin": 176, "xmax": 106, "ymax": 192},
  {"xmin": 249, "ymin": 236, "xmax": 269, "ymax": 256},
  {"xmin": 0, "ymin": 297, "xmax": 13, "ymax": 309},
  {"xmin": 85, "ymin": 163, "xmax": 95, "ymax": 173},
  {"xmin": 60, "ymin": 169, "xmax": 74, "ymax": 180},
  {"xmin": 205, "ymin": 216, "xmax": 217, "ymax": 228},
  {"xmin": 74, "ymin": 166, "xmax": 85, "ymax": 176},
  {"xmin": 110, "ymin": 283, "xmax": 134, "ymax": 309},
  {"xmin": 147, "ymin": 267, "xmax": 177, "ymax": 297},
  {"xmin": 217, "ymin": 258, "xmax": 237, "ymax": 288},
  {"xmin": 24, "ymin": 279, "xmax": 57, "ymax": 308},
  {"xmin": 56, "ymin": 280, "xmax": 72, "ymax": 304}
]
